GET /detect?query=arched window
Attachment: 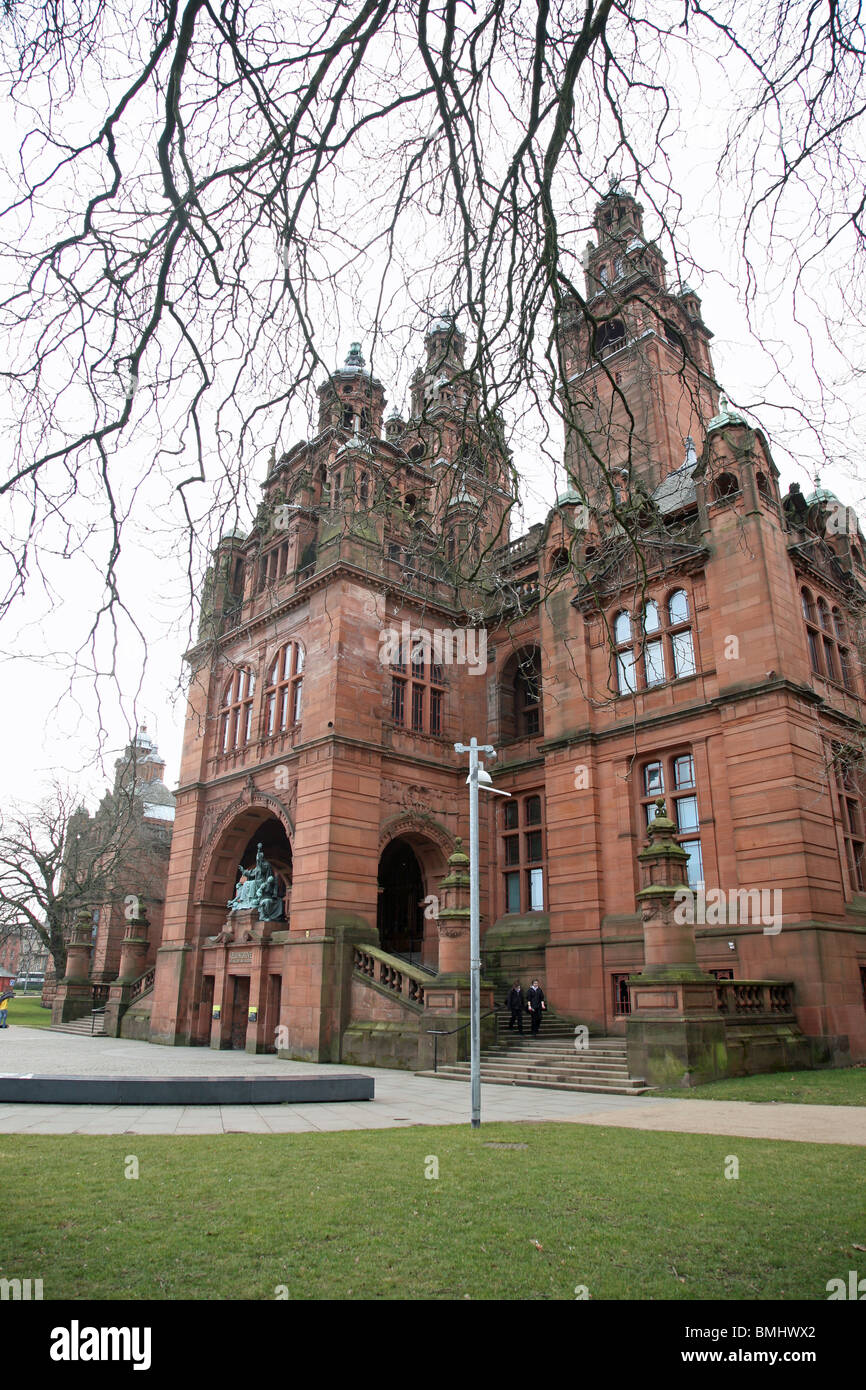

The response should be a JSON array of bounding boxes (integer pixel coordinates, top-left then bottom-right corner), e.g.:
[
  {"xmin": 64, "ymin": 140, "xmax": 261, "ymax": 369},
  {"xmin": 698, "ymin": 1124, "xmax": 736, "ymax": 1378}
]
[
  {"xmin": 756, "ymin": 472, "xmax": 772, "ymax": 500},
  {"xmin": 641, "ymin": 601, "xmax": 665, "ymax": 687},
  {"xmin": 515, "ymin": 652, "xmax": 542, "ymax": 735},
  {"xmin": 500, "ymin": 649, "xmax": 543, "ymax": 740},
  {"xmin": 550, "ymin": 548, "xmax": 570, "ymax": 574},
  {"xmin": 264, "ymin": 644, "xmax": 304, "ymax": 737},
  {"xmin": 219, "ymin": 667, "xmax": 256, "ymax": 754},
  {"xmin": 408, "ymin": 443, "xmax": 425, "ymax": 462},
  {"xmin": 802, "ymin": 589, "xmax": 822, "ymax": 676},
  {"xmin": 833, "ymin": 609, "xmax": 855, "ymax": 690},
  {"xmin": 801, "ymin": 589, "xmax": 856, "ymax": 690},
  {"xmin": 611, "ymin": 589, "xmax": 697, "ymax": 696},
  {"xmin": 313, "ymin": 465, "xmax": 327, "ymax": 507},
  {"xmin": 360, "ymin": 472, "xmax": 369, "ymax": 507},
  {"xmin": 599, "ymin": 264, "xmax": 610, "ymax": 286},
  {"xmin": 664, "ymin": 322, "xmax": 685, "ymax": 355},
  {"xmin": 613, "ymin": 611, "xmax": 636, "ymax": 693},
  {"xmin": 712, "ymin": 473, "xmax": 739, "ymax": 502},
  {"xmin": 594, "ymin": 319, "xmax": 626, "ymax": 355},
  {"xmin": 331, "ymin": 471, "xmax": 342, "ymax": 507},
  {"xmin": 668, "ymin": 590, "xmax": 696, "ymax": 677}
]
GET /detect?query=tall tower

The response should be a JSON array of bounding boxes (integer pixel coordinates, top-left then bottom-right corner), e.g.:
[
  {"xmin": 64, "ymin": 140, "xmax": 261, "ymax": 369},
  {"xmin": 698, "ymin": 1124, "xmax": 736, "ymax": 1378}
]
[{"xmin": 558, "ymin": 185, "xmax": 718, "ymax": 498}]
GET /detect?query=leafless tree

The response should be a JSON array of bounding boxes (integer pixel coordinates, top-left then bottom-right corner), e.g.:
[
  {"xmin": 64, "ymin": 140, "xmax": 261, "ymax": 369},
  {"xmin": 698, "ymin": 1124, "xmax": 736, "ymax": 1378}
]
[
  {"xmin": 0, "ymin": 773, "xmax": 163, "ymax": 981},
  {"xmin": 0, "ymin": 0, "xmax": 864, "ymax": 656}
]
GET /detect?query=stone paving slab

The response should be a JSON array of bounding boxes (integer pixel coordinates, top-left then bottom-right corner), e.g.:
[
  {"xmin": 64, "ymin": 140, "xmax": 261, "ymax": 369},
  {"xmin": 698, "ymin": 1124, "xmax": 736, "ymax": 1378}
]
[
  {"xmin": 0, "ymin": 1026, "xmax": 862, "ymax": 1143},
  {"xmin": 573, "ymin": 1100, "xmax": 866, "ymax": 1145}
]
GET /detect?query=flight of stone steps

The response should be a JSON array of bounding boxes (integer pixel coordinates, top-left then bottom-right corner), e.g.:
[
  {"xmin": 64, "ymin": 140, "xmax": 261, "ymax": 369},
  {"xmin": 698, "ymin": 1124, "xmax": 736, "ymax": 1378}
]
[
  {"xmin": 49, "ymin": 1013, "xmax": 107, "ymax": 1038},
  {"xmin": 418, "ymin": 1014, "xmax": 652, "ymax": 1094}
]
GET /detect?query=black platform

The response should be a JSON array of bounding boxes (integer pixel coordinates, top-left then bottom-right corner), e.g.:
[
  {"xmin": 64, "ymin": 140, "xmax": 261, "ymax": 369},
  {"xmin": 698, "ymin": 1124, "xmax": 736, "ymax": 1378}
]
[{"xmin": 0, "ymin": 1074, "xmax": 375, "ymax": 1105}]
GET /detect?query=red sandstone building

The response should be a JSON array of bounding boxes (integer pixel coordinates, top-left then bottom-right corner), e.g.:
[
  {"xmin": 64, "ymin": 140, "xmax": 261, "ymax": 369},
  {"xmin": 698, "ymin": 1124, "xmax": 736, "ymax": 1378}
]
[{"xmin": 136, "ymin": 188, "xmax": 865, "ymax": 1070}]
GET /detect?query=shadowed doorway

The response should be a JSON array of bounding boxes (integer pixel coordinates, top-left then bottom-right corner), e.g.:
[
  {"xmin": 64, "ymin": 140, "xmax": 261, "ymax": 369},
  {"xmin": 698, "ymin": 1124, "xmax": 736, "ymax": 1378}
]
[{"xmin": 377, "ymin": 838, "xmax": 425, "ymax": 961}]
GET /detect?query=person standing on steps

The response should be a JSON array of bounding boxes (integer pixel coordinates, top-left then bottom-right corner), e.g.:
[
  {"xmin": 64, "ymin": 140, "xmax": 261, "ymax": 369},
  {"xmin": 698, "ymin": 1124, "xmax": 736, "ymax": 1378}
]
[
  {"xmin": 527, "ymin": 979, "xmax": 546, "ymax": 1036},
  {"xmin": 506, "ymin": 980, "xmax": 524, "ymax": 1033}
]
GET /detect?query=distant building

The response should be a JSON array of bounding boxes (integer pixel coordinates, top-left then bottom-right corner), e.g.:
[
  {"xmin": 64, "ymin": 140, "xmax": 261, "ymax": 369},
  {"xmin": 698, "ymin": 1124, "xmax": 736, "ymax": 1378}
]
[{"xmin": 44, "ymin": 726, "xmax": 175, "ymax": 1008}]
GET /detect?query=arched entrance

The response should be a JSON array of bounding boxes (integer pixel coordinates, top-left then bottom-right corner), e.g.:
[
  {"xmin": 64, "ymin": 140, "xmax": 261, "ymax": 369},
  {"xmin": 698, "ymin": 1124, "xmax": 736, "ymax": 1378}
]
[
  {"xmin": 377, "ymin": 838, "xmax": 425, "ymax": 961},
  {"xmin": 193, "ymin": 806, "xmax": 294, "ymax": 1048}
]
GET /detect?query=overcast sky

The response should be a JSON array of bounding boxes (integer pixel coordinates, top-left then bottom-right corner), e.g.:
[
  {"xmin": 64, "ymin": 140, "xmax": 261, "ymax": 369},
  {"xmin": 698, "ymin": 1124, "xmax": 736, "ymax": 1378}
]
[{"xmin": 1, "ymin": 7, "xmax": 864, "ymax": 814}]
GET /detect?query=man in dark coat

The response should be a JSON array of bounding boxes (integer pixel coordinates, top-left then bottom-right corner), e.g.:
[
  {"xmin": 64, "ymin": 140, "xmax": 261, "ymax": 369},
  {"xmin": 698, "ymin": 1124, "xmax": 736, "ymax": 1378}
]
[
  {"xmin": 527, "ymin": 979, "xmax": 546, "ymax": 1035},
  {"xmin": 506, "ymin": 981, "xmax": 524, "ymax": 1033}
]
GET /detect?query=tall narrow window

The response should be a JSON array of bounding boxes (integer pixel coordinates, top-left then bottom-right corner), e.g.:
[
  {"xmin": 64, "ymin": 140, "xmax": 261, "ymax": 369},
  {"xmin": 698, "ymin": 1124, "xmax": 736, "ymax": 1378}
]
[
  {"xmin": 668, "ymin": 590, "xmax": 696, "ymax": 677},
  {"xmin": 391, "ymin": 678, "xmax": 406, "ymax": 726},
  {"xmin": 515, "ymin": 652, "xmax": 542, "ymax": 735},
  {"xmin": 264, "ymin": 644, "xmax": 304, "ymax": 736},
  {"xmin": 803, "ymin": 589, "xmax": 858, "ymax": 691},
  {"xmin": 640, "ymin": 752, "xmax": 703, "ymax": 887},
  {"xmin": 614, "ymin": 611, "xmax": 636, "ymax": 693},
  {"xmin": 219, "ymin": 667, "xmax": 256, "ymax": 754},
  {"xmin": 501, "ymin": 792, "xmax": 546, "ymax": 913},
  {"xmin": 834, "ymin": 751, "xmax": 865, "ymax": 895}
]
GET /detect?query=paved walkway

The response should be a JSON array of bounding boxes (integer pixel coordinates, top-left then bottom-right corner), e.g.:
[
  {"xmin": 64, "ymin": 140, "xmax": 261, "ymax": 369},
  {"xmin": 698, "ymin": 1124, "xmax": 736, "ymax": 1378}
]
[{"xmin": 0, "ymin": 1027, "xmax": 863, "ymax": 1143}]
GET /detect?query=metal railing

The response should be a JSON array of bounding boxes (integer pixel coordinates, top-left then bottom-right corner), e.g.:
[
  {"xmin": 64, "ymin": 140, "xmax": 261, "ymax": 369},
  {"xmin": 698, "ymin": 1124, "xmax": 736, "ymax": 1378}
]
[{"xmin": 426, "ymin": 1007, "xmax": 502, "ymax": 1073}]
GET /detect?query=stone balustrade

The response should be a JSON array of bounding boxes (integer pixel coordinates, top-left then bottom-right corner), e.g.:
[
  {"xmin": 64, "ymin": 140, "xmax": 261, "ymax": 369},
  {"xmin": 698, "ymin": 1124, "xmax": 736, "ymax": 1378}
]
[
  {"xmin": 353, "ymin": 946, "xmax": 426, "ymax": 1009},
  {"xmin": 714, "ymin": 980, "xmax": 794, "ymax": 1017},
  {"xmin": 129, "ymin": 967, "xmax": 156, "ymax": 1001}
]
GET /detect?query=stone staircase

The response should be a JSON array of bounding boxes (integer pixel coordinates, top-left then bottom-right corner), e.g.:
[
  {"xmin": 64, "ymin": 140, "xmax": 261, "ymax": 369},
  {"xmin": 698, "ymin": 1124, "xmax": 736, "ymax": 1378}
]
[
  {"xmin": 418, "ymin": 1014, "xmax": 651, "ymax": 1094},
  {"xmin": 49, "ymin": 1012, "xmax": 107, "ymax": 1038}
]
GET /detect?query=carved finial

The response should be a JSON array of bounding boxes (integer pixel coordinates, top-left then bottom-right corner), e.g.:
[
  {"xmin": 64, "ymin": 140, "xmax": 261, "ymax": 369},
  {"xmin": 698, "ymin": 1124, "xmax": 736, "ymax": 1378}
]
[{"xmin": 345, "ymin": 342, "xmax": 365, "ymax": 369}]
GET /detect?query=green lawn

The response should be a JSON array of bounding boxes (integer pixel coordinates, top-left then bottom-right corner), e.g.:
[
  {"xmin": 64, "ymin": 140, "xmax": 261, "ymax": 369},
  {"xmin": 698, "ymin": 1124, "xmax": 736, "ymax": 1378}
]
[
  {"xmin": 2, "ymin": 995, "xmax": 52, "ymax": 1029},
  {"xmin": 1, "ymin": 1125, "xmax": 863, "ymax": 1300},
  {"xmin": 655, "ymin": 1066, "xmax": 866, "ymax": 1106}
]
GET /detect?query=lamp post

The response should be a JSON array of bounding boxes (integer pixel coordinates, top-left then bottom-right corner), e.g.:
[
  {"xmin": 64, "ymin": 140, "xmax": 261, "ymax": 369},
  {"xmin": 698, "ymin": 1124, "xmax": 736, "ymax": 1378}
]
[{"xmin": 454, "ymin": 737, "xmax": 510, "ymax": 1129}]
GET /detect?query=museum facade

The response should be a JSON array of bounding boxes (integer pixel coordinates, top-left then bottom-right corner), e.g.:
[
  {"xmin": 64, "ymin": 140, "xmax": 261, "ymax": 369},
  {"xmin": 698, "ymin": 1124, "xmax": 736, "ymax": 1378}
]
[{"xmin": 123, "ymin": 188, "xmax": 865, "ymax": 1070}]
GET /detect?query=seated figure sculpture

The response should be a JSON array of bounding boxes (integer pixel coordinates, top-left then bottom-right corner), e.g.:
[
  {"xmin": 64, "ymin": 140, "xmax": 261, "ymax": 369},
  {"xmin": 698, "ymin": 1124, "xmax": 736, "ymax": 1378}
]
[
  {"xmin": 257, "ymin": 874, "xmax": 283, "ymax": 922},
  {"xmin": 227, "ymin": 869, "xmax": 259, "ymax": 912},
  {"xmin": 227, "ymin": 844, "xmax": 283, "ymax": 920}
]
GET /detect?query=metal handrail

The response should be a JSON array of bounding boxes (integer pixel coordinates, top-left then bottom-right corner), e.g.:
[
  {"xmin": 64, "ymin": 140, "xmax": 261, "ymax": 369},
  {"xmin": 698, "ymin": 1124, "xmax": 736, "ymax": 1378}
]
[
  {"xmin": 426, "ymin": 1007, "xmax": 502, "ymax": 1073},
  {"xmin": 91, "ymin": 1006, "xmax": 106, "ymax": 1035}
]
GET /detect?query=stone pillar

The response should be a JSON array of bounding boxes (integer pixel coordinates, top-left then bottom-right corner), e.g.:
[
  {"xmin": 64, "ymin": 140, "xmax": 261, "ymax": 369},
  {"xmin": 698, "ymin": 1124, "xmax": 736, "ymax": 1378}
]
[
  {"xmin": 117, "ymin": 911, "xmax": 150, "ymax": 983},
  {"xmin": 626, "ymin": 798, "xmax": 726, "ymax": 1086},
  {"xmin": 435, "ymin": 838, "xmax": 471, "ymax": 975},
  {"xmin": 419, "ymin": 840, "xmax": 495, "ymax": 1069},
  {"xmin": 103, "ymin": 912, "xmax": 151, "ymax": 1038},
  {"xmin": 52, "ymin": 910, "xmax": 95, "ymax": 1024}
]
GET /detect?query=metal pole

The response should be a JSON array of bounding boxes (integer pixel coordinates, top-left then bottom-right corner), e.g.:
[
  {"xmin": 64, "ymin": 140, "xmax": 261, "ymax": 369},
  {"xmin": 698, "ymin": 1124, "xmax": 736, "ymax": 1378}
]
[
  {"xmin": 455, "ymin": 737, "xmax": 503, "ymax": 1131},
  {"xmin": 468, "ymin": 738, "xmax": 481, "ymax": 1129}
]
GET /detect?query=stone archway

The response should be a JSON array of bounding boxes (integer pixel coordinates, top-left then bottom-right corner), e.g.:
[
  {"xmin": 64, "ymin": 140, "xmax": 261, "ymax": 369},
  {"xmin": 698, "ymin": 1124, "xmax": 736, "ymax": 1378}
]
[
  {"xmin": 376, "ymin": 828, "xmax": 450, "ymax": 970},
  {"xmin": 196, "ymin": 803, "xmax": 294, "ymax": 936}
]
